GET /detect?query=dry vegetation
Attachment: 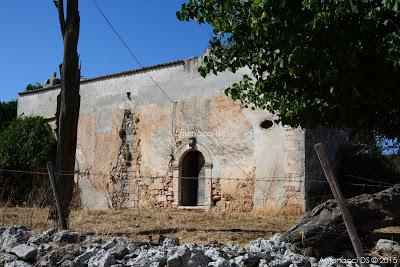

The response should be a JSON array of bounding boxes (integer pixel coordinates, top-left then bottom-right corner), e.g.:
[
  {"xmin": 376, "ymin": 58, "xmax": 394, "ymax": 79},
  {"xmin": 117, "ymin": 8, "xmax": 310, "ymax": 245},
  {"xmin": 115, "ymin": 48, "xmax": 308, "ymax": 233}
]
[{"xmin": 0, "ymin": 207, "xmax": 301, "ymax": 245}]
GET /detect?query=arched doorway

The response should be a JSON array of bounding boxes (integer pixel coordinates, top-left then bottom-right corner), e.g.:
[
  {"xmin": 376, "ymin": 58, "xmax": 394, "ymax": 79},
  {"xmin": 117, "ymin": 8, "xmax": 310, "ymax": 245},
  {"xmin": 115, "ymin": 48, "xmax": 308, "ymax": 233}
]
[{"xmin": 180, "ymin": 150, "xmax": 205, "ymax": 206}]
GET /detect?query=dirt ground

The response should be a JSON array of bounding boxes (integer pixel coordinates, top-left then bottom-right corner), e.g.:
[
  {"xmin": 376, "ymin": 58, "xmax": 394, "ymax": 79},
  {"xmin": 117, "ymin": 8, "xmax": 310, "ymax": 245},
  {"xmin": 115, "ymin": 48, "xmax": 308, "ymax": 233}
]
[{"xmin": 0, "ymin": 207, "xmax": 301, "ymax": 246}]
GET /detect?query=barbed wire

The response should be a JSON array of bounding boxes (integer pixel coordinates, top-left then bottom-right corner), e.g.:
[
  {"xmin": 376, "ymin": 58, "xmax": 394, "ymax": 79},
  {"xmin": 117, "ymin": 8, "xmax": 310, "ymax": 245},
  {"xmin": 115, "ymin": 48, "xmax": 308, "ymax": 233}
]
[{"xmin": 0, "ymin": 168, "xmax": 395, "ymax": 188}]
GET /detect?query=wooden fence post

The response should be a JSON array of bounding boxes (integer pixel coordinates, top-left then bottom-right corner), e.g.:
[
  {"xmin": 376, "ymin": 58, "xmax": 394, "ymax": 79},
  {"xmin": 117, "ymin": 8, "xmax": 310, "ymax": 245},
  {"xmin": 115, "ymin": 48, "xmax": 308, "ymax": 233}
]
[
  {"xmin": 314, "ymin": 143, "xmax": 368, "ymax": 266},
  {"xmin": 46, "ymin": 161, "xmax": 68, "ymax": 229}
]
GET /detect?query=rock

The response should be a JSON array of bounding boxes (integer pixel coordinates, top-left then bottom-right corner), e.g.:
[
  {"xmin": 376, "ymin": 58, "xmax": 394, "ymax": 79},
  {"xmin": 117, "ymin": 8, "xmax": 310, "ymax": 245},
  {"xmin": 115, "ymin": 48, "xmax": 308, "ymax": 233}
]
[
  {"xmin": 208, "ymin": 257, "xmax": 230, "ymax": 267},
  {"xmin": 282, "ymin": 250, "xmax": 311, "ymax": 267},
  {"xmin": 204, "ymin": 248, "xmax": 227, "ymax": 261},
  {"xmin": 88, "ymin": 250, "xmax": 116, "ymax": 267},
  {"xmin": 4, "ymin": 260, "xmax": 33, "ymax": 267},
  {"xmin": 38, "ymin": 251, "xmax": 57, "ymax": 267},
  {"xmin": 146, "ymin": 248, "xmax": 167, "ymax": 263},
  {"xmin": 102, "ymin": 238, "xmax": 119, "ymax": 250},
  {"xmin": 166, "ymin": 254, "xmax": 181, "ymax": 267},
  {"xmin": 85, "ymin": 236, "xmax": 105, "ymax": 245},
  {"xmin": 125, "ymin": 249, "xmax": 163, "ymax": 266},
  {"xmin": 248, "ymin": 239, "xmax": 275, "ymax": 260},
  {"xmin": 167, "ymin": 245, "xmax": 190, "ymax": 267},
  {"xmin": 222, "ymin": 242, "xmax": 245, "ymax": 259},
  {"xmin": 42, "ymin": 228, "xmax": 57, "ymax": 238},
  {"xmin": 230, "ymin": 255, "xmax": 246, "ymax": 267},
  {"xmin": 0, "ymin": 226, "xmax": 373, "ymax": 267},
  {"xmin": 163, "ymin": 237, "xmax": 180, "ymax": 247},
  {"xmin": 37, "ymin": 243, "xmax": 52, "ymax": 257},
  {"xmin": 27, "ymin": 234, "xmax": 42, "ymax": 245},
  {"xmin": 107, "ymin": 242, "xmax": 129, "ymax": 259},
  {"xmin": 176, "ymin": 245, "xmax": 191, "ymax": 261},
  {"xmin": 53, "ymin": 231, "xmax": 85, "ymax": 243},
  {"xmin": 126, "ymin": 242, "xmax": 137, "ymax": 253},
  {"xmin": 0, "ymin": 226, "xmax": 29, "ymax": 249},
  {"xmin": 75, "ymin": 246, "xmax": 100, "ymax": 265},
  {"xmin": 374, "ymin": 239, "xmax": 400, "ymax": 257},
  {"xmin": 59, "ymin": 259, "xmax": 76, "ymax": 267},
  {"xmin": 188, "ymin": 251, "xmax": 210, "ymax": 267},
  {"xmin": 243, "ymin": 256, "xmax": 260, "ymax": 267},
  {"xmin": 267, "ymin": 258, "xmax": 291, "ymax": 267},
  {"xmin": 0, "ymin": 253, "xmax": 18, "ymax": 265},
  {"xmin": 10, "ymin": 244, "xmax": 37, "ymax": 261}
]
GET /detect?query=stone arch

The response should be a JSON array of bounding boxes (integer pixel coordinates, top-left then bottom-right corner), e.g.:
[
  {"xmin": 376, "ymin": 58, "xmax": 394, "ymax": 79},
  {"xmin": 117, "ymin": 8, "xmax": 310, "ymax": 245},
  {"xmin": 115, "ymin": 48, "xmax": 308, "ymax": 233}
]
[
  {"xmin": 173, "ymin": 142, "xmax": 213, "ymax": 167},
  {"xmin": 172, "ymin": 142, "xmax": 213, "ymax": 208}
]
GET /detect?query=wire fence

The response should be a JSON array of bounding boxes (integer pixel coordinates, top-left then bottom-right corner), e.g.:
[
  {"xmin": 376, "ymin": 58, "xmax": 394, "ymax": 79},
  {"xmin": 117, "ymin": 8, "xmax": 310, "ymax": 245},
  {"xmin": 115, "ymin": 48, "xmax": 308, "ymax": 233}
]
[{"xmin": 0, "ymin": 168, "xmax": 397, "ymax": 186}]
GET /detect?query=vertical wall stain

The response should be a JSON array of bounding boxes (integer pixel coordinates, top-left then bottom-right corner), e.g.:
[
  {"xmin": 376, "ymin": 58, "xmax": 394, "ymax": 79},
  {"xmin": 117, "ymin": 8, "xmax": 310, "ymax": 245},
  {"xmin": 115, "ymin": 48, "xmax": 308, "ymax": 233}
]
[{"xmin": 108, "ymin": 110, "xmax": 137, "ymax": 208}]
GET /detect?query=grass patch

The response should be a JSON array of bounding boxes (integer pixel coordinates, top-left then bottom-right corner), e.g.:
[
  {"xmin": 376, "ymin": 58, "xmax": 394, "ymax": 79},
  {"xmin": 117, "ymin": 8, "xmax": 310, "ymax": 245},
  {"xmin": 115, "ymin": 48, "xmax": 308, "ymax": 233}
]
[{"xmin": 0, "ymin": 207, "xmax": 301, "ymax": 245}]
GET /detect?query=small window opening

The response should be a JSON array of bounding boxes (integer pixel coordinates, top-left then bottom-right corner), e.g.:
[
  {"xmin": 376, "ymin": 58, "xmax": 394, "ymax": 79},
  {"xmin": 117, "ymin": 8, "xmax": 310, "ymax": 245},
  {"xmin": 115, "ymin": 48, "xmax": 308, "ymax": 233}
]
[{"xmin": 260, "ymin": 120, "xmax": 273, "ymax": 130}]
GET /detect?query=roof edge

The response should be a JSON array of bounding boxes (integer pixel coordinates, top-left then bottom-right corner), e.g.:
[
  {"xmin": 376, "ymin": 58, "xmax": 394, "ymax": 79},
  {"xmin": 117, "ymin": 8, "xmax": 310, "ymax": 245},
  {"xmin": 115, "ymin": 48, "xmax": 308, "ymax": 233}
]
[{"xmin": 18, "ymin": 60, "xmax": 185, "ymax": 97}]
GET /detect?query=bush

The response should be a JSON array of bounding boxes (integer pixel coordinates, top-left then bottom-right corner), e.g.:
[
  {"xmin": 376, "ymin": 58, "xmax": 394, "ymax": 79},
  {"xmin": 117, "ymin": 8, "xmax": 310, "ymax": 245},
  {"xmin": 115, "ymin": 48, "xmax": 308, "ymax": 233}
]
[
  {"xmin": 0, "ymin": 100, "xmax": 17, "ymax": 132},
  {"xmin": 0, "ymin": 117, "xmax": 56, "ymax": 170},
  {"xmin": 25, "ymin": 83, "xmax": 43, "ymax": 91},
  {"xmin": 339, "ymin": 145, "xmax": 399, "ymax": 198},
  {"xmin": 0, "ymin": 117, "xmax": 56, "ymax": 205}
]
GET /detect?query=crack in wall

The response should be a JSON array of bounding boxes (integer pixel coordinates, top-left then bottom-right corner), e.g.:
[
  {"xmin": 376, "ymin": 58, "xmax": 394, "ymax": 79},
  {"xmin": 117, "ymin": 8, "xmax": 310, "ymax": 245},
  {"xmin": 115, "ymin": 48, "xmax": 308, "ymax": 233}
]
[{"xmin": 108, "ymin": 110, "xmax": 138, "ymax": 208}]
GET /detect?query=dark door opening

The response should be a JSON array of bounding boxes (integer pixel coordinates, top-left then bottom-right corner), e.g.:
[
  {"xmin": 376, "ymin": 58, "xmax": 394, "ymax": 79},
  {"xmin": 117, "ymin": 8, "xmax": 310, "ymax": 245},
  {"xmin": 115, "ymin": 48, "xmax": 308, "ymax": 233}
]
[{"xmin": 180, "ymin": 150, "xmax": 205, "ymax": 206}]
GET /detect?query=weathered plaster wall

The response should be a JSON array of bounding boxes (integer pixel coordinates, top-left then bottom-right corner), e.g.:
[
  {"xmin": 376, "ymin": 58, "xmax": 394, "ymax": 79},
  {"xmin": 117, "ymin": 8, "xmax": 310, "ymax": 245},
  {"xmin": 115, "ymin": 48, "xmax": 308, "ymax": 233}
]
[{"xmin": 17, "ymin": 57, "xmax": 309, "ymax": 211}]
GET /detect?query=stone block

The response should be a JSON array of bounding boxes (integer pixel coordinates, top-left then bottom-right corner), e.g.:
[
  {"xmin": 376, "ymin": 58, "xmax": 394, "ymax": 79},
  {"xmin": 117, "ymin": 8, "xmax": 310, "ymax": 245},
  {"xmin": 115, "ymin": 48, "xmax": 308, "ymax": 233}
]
[
  {"xmin": 157, "ymin": 195, "xmax": 167, "ymax": 202},
  {"xmin": 149, "ymin": 179, "xmax": 164, "ymax": 190}
]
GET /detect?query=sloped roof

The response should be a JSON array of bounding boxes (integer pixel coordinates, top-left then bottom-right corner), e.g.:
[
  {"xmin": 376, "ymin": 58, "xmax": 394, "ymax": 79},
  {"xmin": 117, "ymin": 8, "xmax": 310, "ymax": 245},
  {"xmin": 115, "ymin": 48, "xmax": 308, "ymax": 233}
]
[{"xmin": 18, "ymin": 60, "xmax": 185, "ymax": 96}]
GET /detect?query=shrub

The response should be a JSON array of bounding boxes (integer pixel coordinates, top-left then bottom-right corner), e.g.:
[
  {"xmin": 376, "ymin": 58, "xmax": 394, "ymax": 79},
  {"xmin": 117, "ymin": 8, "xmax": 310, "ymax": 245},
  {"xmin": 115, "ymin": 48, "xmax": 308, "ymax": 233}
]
[
  {"xmin": 25, "ymin": 83, "xmax": 43, "ymax": 91},
  {"xmin": 0, "ymin": 100, "xmax": 17, "ymax": 132},
  {"xmin": 339, "ymin": 145, "xmax": 399, "ymax": 198},
  {"xmin": 0, "ymin": 117, "xmax": 56, "ymax": 170},
  {"xmin": 0, "ymin": 117, "xmax": 56, "ymax": 205}
]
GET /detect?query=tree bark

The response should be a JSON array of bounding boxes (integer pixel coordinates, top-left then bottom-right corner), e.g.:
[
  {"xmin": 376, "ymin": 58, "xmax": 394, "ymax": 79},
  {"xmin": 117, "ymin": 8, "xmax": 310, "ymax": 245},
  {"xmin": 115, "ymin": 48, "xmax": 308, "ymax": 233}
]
[
  {"xmin": 49, "ymin": 0, "xmax": 80, "ymax": 226},
  {"xmin": 280, "ymin": 184, "xmax": 400, "ymax": 257}
]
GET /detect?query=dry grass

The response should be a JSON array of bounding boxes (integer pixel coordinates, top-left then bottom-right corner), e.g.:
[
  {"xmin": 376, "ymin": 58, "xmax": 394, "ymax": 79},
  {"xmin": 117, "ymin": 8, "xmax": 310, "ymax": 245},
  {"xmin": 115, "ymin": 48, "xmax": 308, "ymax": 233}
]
[
  {"xmin": 0, "ymin": 207, "xmax": 301, "ymax": 245},
  {"xmin": 374, "ymin": 226, "xmax": 400, "ymax": 234}
]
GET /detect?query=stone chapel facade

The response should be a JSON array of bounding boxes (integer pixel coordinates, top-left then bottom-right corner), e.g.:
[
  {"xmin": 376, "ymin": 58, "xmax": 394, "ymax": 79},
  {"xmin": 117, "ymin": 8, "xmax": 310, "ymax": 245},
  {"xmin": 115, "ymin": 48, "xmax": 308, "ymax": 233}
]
[{"xmin": 17, "ymin": 55, "xmax": 347, "ymax": 212}]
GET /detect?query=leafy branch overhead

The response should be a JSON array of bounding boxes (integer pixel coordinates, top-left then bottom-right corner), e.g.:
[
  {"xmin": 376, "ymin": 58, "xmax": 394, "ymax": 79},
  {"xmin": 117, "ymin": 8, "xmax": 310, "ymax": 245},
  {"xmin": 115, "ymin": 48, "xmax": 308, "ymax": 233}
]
[{"xmin": 177, "ymin": 0, "xmax": 400, "ymax": 140}]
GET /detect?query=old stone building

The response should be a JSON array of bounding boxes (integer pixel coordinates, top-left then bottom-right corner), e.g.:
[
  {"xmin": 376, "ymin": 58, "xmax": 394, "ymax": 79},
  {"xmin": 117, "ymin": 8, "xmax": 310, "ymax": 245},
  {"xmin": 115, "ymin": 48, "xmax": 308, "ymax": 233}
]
[{"xmin": 17, "ymin": 55, "xmax": 346, "ymax": 212}]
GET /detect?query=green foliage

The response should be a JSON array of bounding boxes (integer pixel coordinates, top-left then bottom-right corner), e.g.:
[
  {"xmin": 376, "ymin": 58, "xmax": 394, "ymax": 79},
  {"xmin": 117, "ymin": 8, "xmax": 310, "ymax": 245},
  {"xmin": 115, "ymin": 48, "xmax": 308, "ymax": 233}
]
[
  {"xmin": 0, "ymin": 100, "xmax": 17, "ymax": 131},
  {"xmin": 178, "ymin": 0, "xmax": 400, "ymax": 140},
  {"xmin": 0, "ymin": 117, "xmax": 56, "ymax": 170},
  {"xmin": 26, "ymin": 82, "xmax": 43, "ymax": 91}
]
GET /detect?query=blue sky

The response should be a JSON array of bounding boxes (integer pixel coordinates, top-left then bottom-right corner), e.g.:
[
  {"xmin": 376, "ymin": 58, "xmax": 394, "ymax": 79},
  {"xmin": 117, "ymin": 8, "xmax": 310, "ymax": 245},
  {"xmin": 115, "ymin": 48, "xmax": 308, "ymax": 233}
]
[{"xmin": 0, "ymin": 0, "xmax": 212, "ymax": 102}]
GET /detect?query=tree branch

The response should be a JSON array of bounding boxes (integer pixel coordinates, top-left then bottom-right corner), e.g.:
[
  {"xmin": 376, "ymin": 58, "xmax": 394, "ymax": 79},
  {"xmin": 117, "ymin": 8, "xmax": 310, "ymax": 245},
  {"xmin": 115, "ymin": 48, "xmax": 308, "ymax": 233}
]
[
  {"xmin": 66, "ymin": 0, "xmax": 79, "ymax": 26},
  {"xmin": 56, "ymin": 0, "xmax": 66, "ymax": 37}
]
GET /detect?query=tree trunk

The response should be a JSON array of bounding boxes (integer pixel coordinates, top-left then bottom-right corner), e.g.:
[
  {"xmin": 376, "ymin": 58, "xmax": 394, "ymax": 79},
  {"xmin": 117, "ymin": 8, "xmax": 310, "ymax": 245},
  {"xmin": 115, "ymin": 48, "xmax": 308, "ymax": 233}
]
[
  {"xmin": 280, "ymin": 184, "xmax": 400, "ymax": 257},
  {"xmin": 49, "ymin": 0, "xmax": 80, "ymax": 227}
]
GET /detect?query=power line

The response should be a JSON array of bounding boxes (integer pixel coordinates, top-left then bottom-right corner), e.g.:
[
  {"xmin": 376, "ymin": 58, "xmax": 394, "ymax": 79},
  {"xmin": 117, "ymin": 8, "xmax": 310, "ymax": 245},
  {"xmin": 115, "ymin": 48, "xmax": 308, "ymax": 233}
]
[
  {"xmin": 90, "ymin": 0, "xmax": 252, "ymax": 176},
  {"xmin": 91, "ymin": 0, "xmax": 175, "ymax": 104}
]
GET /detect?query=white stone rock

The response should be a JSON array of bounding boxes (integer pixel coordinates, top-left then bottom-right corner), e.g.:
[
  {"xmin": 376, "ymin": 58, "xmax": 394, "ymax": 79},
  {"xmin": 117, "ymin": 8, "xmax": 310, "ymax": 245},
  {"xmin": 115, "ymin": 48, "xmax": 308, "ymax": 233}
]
[
  {"xmin": 5, "ymin": 260, "xmax": 33, "ymax": 267},
  {"xmin": 374, "ymin": 239, "xmax": 400, "ymax": 257},
  {"xmin": 10, "ymin": 244, "xmax": 37, "ymax": 261},
  {"xmin": 88, "ymin": 250, "xmax": 116, "ymax": 267}
]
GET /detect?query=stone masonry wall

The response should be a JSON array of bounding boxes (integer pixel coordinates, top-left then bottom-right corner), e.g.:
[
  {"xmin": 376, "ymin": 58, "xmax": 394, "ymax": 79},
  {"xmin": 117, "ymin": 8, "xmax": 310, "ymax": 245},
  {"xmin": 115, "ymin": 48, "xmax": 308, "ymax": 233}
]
[{"xmin": 17, "ymin": 56, "xmax": 314, "ymax": 211}]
